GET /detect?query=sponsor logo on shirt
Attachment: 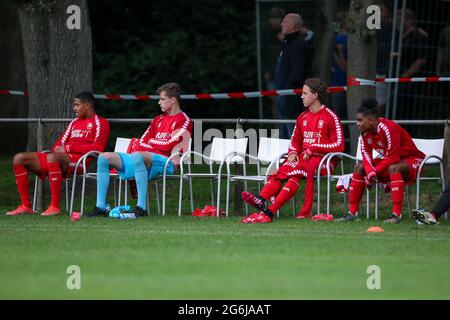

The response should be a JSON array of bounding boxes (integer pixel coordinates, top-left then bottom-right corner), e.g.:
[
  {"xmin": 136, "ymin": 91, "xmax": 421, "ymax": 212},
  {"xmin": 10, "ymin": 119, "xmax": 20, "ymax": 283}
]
[
  {"xmin": 71, "ymin": 129, "xmax": 88, "ymax": 138},
  {"xmin": 303, "ymin": 131, "xmax": 319, "ymax": 144},
  {"xmin": 156, "ymin": 132, "xmax": 172, "ymax": 139}
]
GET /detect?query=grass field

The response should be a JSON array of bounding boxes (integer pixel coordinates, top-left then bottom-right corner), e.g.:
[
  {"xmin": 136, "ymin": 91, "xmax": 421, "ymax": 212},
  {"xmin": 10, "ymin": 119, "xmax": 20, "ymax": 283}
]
[{"xmin": 1, "ymin": 155, "xmax": 449, "ymax": 299}]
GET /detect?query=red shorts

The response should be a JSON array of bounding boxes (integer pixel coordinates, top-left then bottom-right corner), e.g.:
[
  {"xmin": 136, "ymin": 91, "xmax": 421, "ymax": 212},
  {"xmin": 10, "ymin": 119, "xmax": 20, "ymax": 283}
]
[
  {"xmin": 272, "ymin": 156, "xmax": 337, "ymax": 180},
  {"xmin": 374, "ymin": 157, "xmax": 424, "ymax": 184},
  {"xmin": 37, "ymin": 152, "xmax": 89, "ymax": 179}
]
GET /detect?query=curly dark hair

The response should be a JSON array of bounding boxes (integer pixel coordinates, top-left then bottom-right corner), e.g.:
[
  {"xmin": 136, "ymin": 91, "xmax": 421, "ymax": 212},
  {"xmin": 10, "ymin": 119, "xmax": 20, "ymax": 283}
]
[
  {"xmin": 357, "ymin": 98, "xmax": 379, "ymax": 118},
  {"xmin": 304, "ymin": 78, "xmax": 328, "ymax": 105}
]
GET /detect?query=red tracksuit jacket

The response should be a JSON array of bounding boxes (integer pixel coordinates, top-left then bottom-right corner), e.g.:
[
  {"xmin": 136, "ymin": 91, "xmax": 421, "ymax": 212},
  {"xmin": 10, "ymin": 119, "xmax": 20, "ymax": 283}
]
[
  {"xmin": 52, "ymin": 114, "xmax": 110, "ymax": 155},
  {"xmin": 128, "ymin": 111, "xmax": 193, "ymax": 165},
  {"xmin": 360, "ymin": 118, "xmax": 425, "ymax": 175}
]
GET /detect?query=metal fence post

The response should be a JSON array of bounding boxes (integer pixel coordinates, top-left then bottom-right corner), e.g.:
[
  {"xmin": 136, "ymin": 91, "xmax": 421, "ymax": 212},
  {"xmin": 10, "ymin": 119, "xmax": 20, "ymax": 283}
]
[
  {"xmin": 36, "ymin": 118, "xmax": 45, "ymax": 212},
  {"xmin": 234, "ymin": 118, "xmax": 244, "ymax": 215},
  {"xmin": 444, "ymin": 120, "xmax": 450, "ymax": 185}
]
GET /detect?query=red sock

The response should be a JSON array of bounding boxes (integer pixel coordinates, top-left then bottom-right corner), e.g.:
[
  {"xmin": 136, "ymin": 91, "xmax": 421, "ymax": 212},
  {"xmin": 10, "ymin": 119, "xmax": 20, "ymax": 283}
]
[
  {"xmin": 268, "ymin": 178, "xmax": 300, "ymax": 213},
  {"xmin": 349, "ymin": 173, "xmax": 365, "ymax": 214},
  {"xmin": 47, "ymin": 161, "xmax": 62, "ymax": 209},
  {"xmin": 14, "ymin": 164, "xmax": 31, "ymax": 208},
  {"xmin": 260, "ymin": 177, "xmax": 282, "ymax": 200},
  {"xmin": 298, "ymin": 174, "xmax": 315, "ymax": 217},
  {"xmin": 390, "ymin": 172, "xmax": 405, "ymax": 217}
]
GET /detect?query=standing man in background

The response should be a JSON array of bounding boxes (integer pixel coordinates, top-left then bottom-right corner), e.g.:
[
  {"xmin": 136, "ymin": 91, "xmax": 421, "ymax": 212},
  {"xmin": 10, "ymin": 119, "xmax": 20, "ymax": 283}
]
[{"xmin": 275, "ymin": 13, "xmax": 307, "ymax": 139}]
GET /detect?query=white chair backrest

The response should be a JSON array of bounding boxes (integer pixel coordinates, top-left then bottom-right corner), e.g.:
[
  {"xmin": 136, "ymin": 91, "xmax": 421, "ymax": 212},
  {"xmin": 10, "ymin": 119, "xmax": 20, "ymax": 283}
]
[
  {"xmin": 355, "ymin": 137, "xmax": 383, "ymax": 160},
  {"xmin": 114, "ymin": 137, "xmax": 131, "ymax": 153},
  {"xmin": 209, "ymin": 137, "xmax": 248, "ymax": 163},
  {"xmin": 257, "ymin": 137, "xmax": 291, "ymax": 163},
  {"xmin": 413, "ymin": 138, "xmax": 444, "ymax": 164}
]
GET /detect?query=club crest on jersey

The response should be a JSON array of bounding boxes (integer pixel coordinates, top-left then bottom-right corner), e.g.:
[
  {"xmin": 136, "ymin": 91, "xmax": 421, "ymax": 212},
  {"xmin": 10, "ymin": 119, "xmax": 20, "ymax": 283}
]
[
  {"xmin": 87, "ymin": 123, "xmax": 93, "ymax": 130},
  {"xmin": 367, "ymin": 138, "xmax": 372, "ymax": 144},
  {"xmin": 157, "ymin": 121, "xmax": 162, "ymax": 128},
  {"xmin": 318, "ymin": 120, "xmax": 324, "ymax": 128},
  {"xmin": 303, "ymin": 120, "xmax": 307, "ymax": 126},
  {"xmin": 377, "ymin": 141, "xmax": 384, "ymax": 147},
  {"xmin": 171, "ymin": 122, "xmax": 177, "ymax": 130}
]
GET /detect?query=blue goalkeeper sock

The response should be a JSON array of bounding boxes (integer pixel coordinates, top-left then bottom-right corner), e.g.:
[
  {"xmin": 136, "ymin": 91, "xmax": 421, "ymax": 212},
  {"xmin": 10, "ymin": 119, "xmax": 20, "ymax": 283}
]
[
  {"xmin": 131, "ymin": 153, "xmax": 148, "ymax": 210},
  {"xmin": 96, "ymin": 155, "xmax": 110, "ymax": 209}
]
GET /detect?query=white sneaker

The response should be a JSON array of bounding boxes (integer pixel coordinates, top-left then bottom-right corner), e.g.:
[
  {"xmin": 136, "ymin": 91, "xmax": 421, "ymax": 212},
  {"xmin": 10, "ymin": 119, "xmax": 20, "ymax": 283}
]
[{"xmin": 412, "ymin": 209, "xmax": 437, "ymax": 225}]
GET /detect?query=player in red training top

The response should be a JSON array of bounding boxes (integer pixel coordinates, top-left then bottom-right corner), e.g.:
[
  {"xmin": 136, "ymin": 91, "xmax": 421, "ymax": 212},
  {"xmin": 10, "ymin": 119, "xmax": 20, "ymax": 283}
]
[
  {"xmin": 5, "ymin": 92, "xmax": 110, "ymax": 216},
  {"xmin": 335, "ymin": 98, "xmax": 425, "ymax": 224},
  {"xmin": 242, "ymin": 78, "xmax": 345, "ymax": 223},
  {"xmin": 88, "ymin": 82, "xmax": 193, "ymax": 218}
]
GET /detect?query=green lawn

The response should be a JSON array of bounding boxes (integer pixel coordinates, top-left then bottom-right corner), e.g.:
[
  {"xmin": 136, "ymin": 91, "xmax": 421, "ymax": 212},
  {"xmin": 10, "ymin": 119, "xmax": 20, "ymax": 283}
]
[
  {"xmin": 1, "ymin": 155, "xmax": 449, "ymax": 299},
  {"xmin": 0, "ymin": 214, "xmax": 449, "ymax": 299}
]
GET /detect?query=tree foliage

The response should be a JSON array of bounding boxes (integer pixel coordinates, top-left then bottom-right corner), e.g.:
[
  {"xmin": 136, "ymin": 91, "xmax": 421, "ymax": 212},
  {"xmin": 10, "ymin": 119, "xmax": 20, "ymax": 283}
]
[{"xmin": 89, "ymin": 0, "xmax": 257, "ymax": 122}]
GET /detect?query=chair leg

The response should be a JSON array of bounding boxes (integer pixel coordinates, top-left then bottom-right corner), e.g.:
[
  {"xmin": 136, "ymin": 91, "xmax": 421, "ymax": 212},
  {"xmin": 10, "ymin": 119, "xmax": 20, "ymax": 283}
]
[
  {"xmin": 118, "ymin": 178, "xmax": 122, "ymax": 206},
  {"xmin": 80, "ymin": 174, "xmax": 86, "ymax": 216},
  {"xmin": 33, "ymin": 175, "xmax": 38, "ymax": 213},
  {"xmin": 147, "ymin": 186, "xmax": 150, "ymax": 214},
  {"xmin": 65, "ymin": 179, "xmax": 69, "ymax": 212},
  {"xmin": 124, "ymin": 180, "xmax": 128, "ymax": 205},
  {"xmin": 113, "ymin": 179, "xmax": 117, "ymax": 207},
  {"xmin": 225, "ymin": 177, "xmax": 230, "ymax": 217},
  {"xmin": 178, "ymin": 175, "xmax": 184, "ymax": 216},
  {"xmin": 291, "ymin": 196, "xmax": 296, "ymax": 215},
  {"xmin": 366, "ymin": 189, "xmax": 370, "ymax": 220},
  {"xmin": 375, "ymin": 183, "xmax": 378, "ymax": 220},
  {"xmin": 155, "ymin": 181, "xmax": 161, "ymax": 215},
  {"xmin": 189, "ymin": 177, "xmax": 194, "ymax": 213},
  {"xmin": 210, "ymin": 178, "xmax": 215, "ymax": 206},
  {"xmin": 405, "ymin": 185, "xmax": 411, "ymax": 218}
]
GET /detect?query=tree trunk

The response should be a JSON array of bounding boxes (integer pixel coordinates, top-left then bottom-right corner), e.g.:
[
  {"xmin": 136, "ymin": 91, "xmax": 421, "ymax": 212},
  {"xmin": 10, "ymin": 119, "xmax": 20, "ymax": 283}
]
[
  {"xmin": 346, "ymin": 0, "xmax": 377, "ymax": 155},
  {"xmin": 17, "ymin": 0, "xmax": 92, "ymax": 151},
  {"xmin": 17, "ymin": 0, "xmax": 92, "ymax": 211},
  {"xmin": 0, "ymin": 0, "xmax": 28, "ymax": 153},
  {"xmin": 312, "ymin": 0, "xmax": 337, "ymax": 86}
]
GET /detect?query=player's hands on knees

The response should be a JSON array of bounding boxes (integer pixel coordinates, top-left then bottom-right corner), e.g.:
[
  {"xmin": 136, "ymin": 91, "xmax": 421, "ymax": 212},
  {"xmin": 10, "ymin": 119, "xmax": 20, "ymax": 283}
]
[
  {"xmin": 54, "ymin": 146, "xmax": 65, "ymax": 153},
  {"xmin": 365, "ymin": 170, "xmax": 378, "ymax": 188},
  {"xmin": 301, "ymin": 148, "xmax": 312, "ymax": 161},
  {"xmin": 287, "ymin": 153, "xmax": 299, "ymax": 163}
]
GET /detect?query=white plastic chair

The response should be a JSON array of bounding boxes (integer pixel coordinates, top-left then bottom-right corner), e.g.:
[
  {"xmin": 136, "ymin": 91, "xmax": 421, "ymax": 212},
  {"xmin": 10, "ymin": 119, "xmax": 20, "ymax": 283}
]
[
  {"xmin": 32, "ymin": 150, "xmax": 70, "ymax": 213},
  {"xmin": 161, "ymin": 138, "xmax": 193, "ymax": 216},
  {"xmin": 177, "ymin": 137, "xmax": 248, "ymax": 217},
  {"xmin": 229, "ymin": 137, "xmax": 293, "ymax": 215},
  {"xmin": 69, "ymin": 137, "xmax": 145, "ymax": 216},
  {"xmin": 412, "ymin": 139, "xmax": 446, "ymax": 216},
  {"xmin": 318, "ymin": 138, "xmax": 382, "ymax": 219}
]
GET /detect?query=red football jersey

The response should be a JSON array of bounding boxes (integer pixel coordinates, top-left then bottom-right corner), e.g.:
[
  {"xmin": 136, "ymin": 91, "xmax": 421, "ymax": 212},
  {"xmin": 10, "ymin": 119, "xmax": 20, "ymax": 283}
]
[
  {"xmin": 288, "ymin": 105, "xmax": 345, "ymax": 158},
  {"xmin": 52, "ymin": 114, "xmax": 110, "ymax": 154},
  {"xmin": 131, "ymin": 111, "xmax": 193, "ymax": 161},
  {"xmin": 360, "ymin": 118, "xmax": 425, "ymax": 174}
]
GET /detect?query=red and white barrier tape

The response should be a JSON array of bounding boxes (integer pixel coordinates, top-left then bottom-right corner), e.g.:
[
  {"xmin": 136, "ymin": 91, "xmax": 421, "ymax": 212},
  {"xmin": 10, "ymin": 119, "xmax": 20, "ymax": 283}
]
[
  {"xmin": 348, "ymin": 76, "xmax": 450, "ymax": 85},
  {"xmin": 0, "ymin": 87, "xmax": 345, "ymax": 100},
  {"xmin": 1, "ymin": 76, "xmax": 449, "ymax": 101}
]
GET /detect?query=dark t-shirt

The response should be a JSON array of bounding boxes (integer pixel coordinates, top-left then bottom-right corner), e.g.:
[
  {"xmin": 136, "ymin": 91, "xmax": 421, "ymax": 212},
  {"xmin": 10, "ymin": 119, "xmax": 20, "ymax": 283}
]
[
  {"xmin": 438, "ymin": 26, "xmax": 450, "ymax": 76},
  {"xmin": 399, "ymin": 28, "xmax": 428, "ymax": 76}
]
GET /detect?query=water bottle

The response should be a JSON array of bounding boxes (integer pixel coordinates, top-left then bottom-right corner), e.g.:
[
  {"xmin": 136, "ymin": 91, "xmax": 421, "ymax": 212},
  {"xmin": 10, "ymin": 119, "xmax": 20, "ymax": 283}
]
[{"xmin": 117, "ymin": 212, "xmax": 136, "ymax": 219}]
